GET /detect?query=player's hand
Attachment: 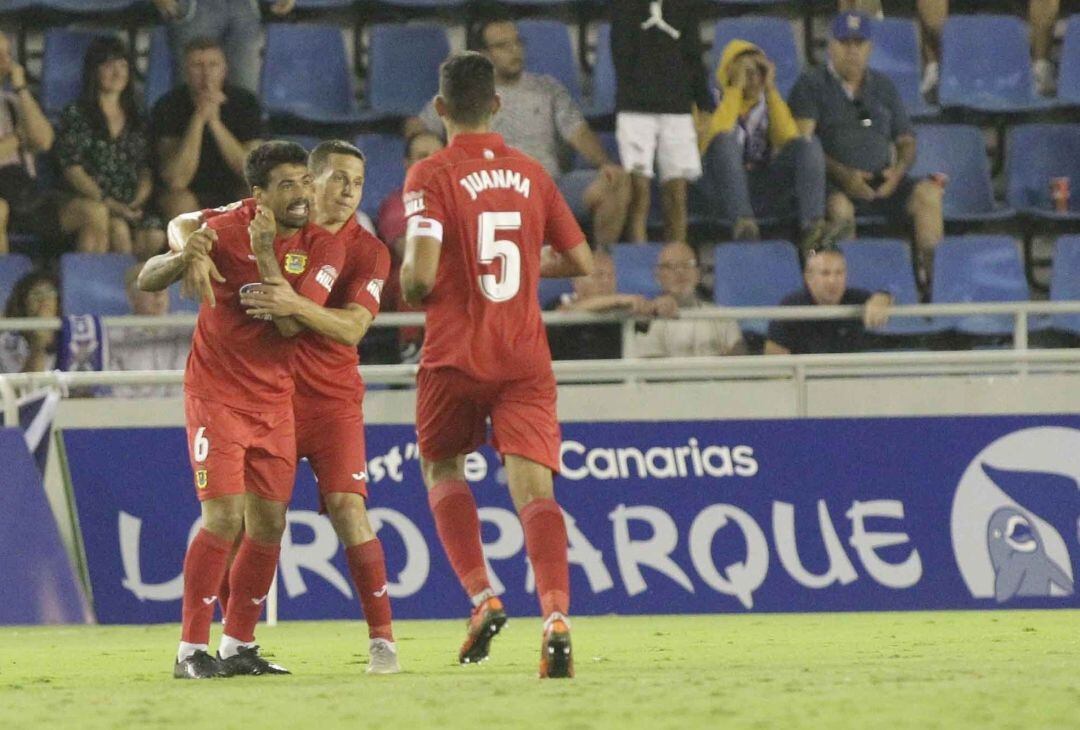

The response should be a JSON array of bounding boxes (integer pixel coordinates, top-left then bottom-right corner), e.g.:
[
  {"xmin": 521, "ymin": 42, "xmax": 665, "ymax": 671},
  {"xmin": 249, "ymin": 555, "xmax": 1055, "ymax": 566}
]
[
  {"xmin": 874, "ymin": 165, "xmax": 904, "ymax": 200},
  {"xmin": 239, "ymin": 277, "xmax": 303, "ymax": 318},
  {"xmin": 248, "ymin": 205, "xmax": 277, "ymax": 254},
  {"xmin": 863, "ymin": 292, "xmax": 892, "ymax": 329},
  {"xmin": 182, "ymin": 224, "xmax": 217, "ymax": 260},
  {"xmin": 181, "ymin": 252, "xmax": 225, "ymax": 308},
  {"xmin": 652, "ymin": 294, "xmax": 680, "ymax": 319},
  {"xmin": 269, "ymin": 0, "xmax": 296, "ymax": 15},
  {"xmin": 152, "ymin": 0, "xmax": 180, "ymax": 19},
  {"xmin": 843, "ymin": 168, "xmax": 877, "ymax": 201}
]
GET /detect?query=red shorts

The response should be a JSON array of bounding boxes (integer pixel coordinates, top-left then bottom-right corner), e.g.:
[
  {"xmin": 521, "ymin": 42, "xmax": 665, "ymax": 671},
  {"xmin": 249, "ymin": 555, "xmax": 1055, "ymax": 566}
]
[
  {"xmin": 295, "ymin": 408, "xmax": 368, "ymax": 500},
  {"xmin": 416, "ymin": 367, "xmax": 561, "ymax": 473},
  {"xmin": 184, "ymin": 395, "xmax": 297, "ymax": 503}
]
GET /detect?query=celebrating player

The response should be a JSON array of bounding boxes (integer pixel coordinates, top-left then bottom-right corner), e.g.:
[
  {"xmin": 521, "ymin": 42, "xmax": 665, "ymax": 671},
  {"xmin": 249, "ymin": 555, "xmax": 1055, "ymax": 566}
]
[
  {"xmin": 140, "ymin": 141, "xmax": 344, "ymax": 679},
  {"xmin": 400, "ymin": 52, "xmax": 594, "ymax": 679},
  {"xmin": 174, "ymin": 140, "xmax": 400, "ymax": 674}
]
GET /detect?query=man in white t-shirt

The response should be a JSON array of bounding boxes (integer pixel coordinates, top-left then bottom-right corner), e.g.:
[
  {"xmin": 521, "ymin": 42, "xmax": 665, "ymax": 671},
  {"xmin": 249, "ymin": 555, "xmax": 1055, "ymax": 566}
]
[{"xmin": 108, "ymin": 264, "xmax": 188, "ymax": 398}]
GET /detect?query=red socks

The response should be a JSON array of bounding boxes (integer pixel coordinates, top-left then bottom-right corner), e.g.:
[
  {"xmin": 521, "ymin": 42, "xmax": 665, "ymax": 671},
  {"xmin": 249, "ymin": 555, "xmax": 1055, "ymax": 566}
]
[
  {"xmin": 427, "ymin": 480, "xmax": 492, "ymax": 598},
  {"xmin": 180, "ymin": 528, "xmax": 233, "ymax": 644},
  {"xmin": 345, "ymin": 539, "xmax": 394, "ymax": 641},
  {"xmin": 520, "ymin": 498, "xmax": 570, "ymax": 617},
  {"xmin": 222, "ymin": 535, "xmax": 281, "ymax": 643}
]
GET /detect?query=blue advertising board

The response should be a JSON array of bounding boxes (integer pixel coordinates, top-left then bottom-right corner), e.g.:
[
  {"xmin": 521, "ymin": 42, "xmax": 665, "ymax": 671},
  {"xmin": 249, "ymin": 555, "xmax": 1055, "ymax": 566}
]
[{"xmin": 61, "ymin": 417, "xmax": 1080, "ymax": 624}]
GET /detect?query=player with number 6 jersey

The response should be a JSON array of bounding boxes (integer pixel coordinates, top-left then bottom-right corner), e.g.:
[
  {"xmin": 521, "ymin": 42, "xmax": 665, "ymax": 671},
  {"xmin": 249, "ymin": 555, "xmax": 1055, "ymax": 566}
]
[{"xmin": 401, "ymin": 52, "xmax": 594, "ymax": 679}]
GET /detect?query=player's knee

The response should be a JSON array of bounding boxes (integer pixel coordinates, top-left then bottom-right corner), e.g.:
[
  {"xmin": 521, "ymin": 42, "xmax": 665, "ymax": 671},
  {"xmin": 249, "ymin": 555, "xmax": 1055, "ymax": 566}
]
[
  {"xmin": 202, "ymin": 499, "xmax": 245, "ymax": 539},
  {"xmin": 325, "ymin": 492, "xmax": 376, "ymax": 544},
  {"xmin": 245, "ymin": 500, "xmax": 288, "ymax": 542}
]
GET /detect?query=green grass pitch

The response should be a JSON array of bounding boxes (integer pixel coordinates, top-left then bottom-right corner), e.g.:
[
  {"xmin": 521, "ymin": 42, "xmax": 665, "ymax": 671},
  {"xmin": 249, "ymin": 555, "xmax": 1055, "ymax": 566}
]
[{"xmin": 2, "ymin": 611, "xmax": 1077, "ymax": 729}]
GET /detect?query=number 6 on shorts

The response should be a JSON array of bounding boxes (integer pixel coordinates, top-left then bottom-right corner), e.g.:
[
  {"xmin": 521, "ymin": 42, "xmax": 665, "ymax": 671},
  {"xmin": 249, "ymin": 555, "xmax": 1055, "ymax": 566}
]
[{"xmin": 193, "ymin": 426, "xmax": 209, "ymax": 463}]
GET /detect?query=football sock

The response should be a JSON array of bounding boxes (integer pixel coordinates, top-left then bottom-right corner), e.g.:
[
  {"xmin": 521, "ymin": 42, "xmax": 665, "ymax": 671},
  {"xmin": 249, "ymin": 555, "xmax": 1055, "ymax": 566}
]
[
  {"xmin": 223, "ymin": 534, "xmax": 281, "ymax": 644},
  {"xmin": 520, "ymin": 498, "xmax": 570, "ymax": 618},
  {"xmin": 345, "ymin": 539, "xmax": 394, "ymax": 641},
  {"xmin": 177, "ymin": 641, "xmax": 208, "ymax": 663},
  {"xmin": 218, "ymin": 633, "xmax": 253, "ymax": 660},
  {"xmin": 470, "ymin": 588, "xmax": 494, "ymax": 608},
  {"xmin": 180, "ymin": 528, "xmax": 233, "ymax": 645},
  {"xmin": 427, "ymin": 480, "xmax": 491, "ymax": 599}
]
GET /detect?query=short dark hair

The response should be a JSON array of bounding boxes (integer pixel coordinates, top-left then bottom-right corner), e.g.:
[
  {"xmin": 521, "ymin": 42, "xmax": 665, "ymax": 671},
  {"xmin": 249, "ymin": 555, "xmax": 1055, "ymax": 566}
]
[
  {"xmin": 245, "ymin": 140, "xmax": 309, "ymax": 190},
  {"xmin": 309, "ymin": 139, "xmax": 365, "ymax": 175},
  {"xmin": 182, "ymin": 36, "xmax": 223, "ymax": 58},
  {"xmin": 439, "ymin": 52, "xmax": 496, "ymax": 127},
  {"xmin": 404, "ymin": 130, "xmax": 442, "ymax": 160}
]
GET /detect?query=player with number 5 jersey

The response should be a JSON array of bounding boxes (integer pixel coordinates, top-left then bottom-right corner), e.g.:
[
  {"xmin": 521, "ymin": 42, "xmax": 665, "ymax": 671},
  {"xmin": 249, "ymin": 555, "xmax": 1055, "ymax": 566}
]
[{"xmin": 401, "ymin": 52, "xmax": 594, "ymax": 679}]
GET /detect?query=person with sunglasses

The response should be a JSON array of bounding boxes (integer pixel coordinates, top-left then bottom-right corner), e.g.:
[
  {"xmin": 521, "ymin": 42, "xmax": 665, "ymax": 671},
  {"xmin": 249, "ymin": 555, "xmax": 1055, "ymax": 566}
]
[{"xmin": 789, "ymin": 11, "xmax": 944, "ymax": 289}]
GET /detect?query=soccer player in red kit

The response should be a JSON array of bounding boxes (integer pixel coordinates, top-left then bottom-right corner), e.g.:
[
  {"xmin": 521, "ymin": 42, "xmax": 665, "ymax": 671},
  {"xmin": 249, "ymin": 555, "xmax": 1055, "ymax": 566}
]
[
  {"xmin": 232, "ymin": 140, "xmax": 400, "ymax": 673},
  {"xmin": 139, "ymin": 141, "xmax": 344, "ymax": 679},
  {"xmin": 400, "ymin": 52, "xmax": 594, "ymax": 679}
]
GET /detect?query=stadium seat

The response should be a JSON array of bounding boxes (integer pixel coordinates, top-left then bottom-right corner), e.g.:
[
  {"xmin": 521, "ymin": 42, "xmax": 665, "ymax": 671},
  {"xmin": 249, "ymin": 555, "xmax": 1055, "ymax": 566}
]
[
  {"xmin": 869, "ymin": 18, "xmax": 935, "ymax": 116},
  {"xmin": 280, "ymin": 135, "xmax": 322, "ymax": 151},
  {"xmin": 365, "ymin": 24, "xmax": 450, "ymax": 118},
  {"xmin": 710, "ymin": 17, "xmax": 800, "ymax": 97},
  {"xmin": 60, "ymin": 253, "xmax": 135, "ymax": 317},
  {"xmin": 517, "ymin": 20, "xmax": 581, "ymax": 103},
  {"xmin": 262, "ymin": 24, "xmax": 362, "ymax": 124},
  {"xmin": 378, "ymin": 0, "xmax": 465, "ymax": 6},
  {"xmin": 1049, "ymin": 235, "xmax": 1080, "ymax": 335},
  {"xmin": 145, "ymin": 26, "xmax": 174, "ymax": 111},
  {"xmin": 939, "ymin": 15, "xmax": 1053, "ymax": 113},
  {"xmin": 930, "ymin": 235, "xmax": 1034, "ymax": 336},
  {"xmin": 713, "ymin": 240, "xmax": 802, "ymax": 336},
  {"xmin": 0, "ymin": 254, "xmax": 33, "ymax": 309},
  {"xmin": 538, "ymin": 277, "xmax": 573, "ymax": 308},
  {"xmin": 839, "ymin": 239, "xmax": 941, "ymax": 335},
  {"xmin": 41, "ymin": 28, "xmax": 119, "ymax": 117},
  {"xmin": 273, "ymin": 0, "xmax": 355, "ymax": 7},
  {"xmin": 35, "ymin": 0, "xmax": 141, "ymax": 10},
  {"xmin": 612, "ymin": 243, "xmax": 663, "ymax": 299},
  {"xmin": 354, "ymin": 133, "xmax": 406, "ymax": 220},
  {"xmin": 909, "ymin": 124, "xmax": 1014, "ymax": 223},
  {"xmin": 1005, "ymin": 124, "xmax": 1080, "ymax": 222},
  {"xmin": 589, "ymin": 23, "xmax": 616, "ymax": 117},
  {"xmin": 1058, "ymin": 15, "xmax": 1080, "ymax": 105}
]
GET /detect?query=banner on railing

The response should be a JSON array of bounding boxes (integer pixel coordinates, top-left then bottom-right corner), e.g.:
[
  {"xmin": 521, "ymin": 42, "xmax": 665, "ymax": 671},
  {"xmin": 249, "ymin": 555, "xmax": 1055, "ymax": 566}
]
[{"xmin": 60, "ymin": 416, "xmax": 1080, "ymax": 624}]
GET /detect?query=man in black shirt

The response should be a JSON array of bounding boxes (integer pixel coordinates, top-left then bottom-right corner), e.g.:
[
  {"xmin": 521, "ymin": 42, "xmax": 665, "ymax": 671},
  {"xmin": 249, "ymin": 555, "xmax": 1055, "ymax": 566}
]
[
  {"xmin": 765, "ymin": 247, "xmax": 892, "ymax": 354},
  {"xmin": 151, "ymin": 37, "xmax": 265, "ymax": 220}
]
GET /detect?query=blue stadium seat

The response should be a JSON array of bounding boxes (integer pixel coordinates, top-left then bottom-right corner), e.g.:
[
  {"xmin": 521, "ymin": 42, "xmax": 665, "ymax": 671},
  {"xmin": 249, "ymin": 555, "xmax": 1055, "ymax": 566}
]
[
  {"xmin": 262, "ymin": 24, "xmax": 362, "ymax": 124},
  {"xmin": 378, "ymin": 0, "xmax": 465, "ymax": 6},
  {"xmin": 355, "ymin": 133, "xmax": 406, "ymax": 220},
  {"xmin": 35, "ymin": 0, "xmax": 141, "ymax": 10},
  {"xmin": 145, "ymin": 25, "xmax": 174, "ymax": 111},
  {"xmin": 168, "ymin": 281, "xmax": 200, "ymax": 314},
  {"xmin": 60, "ymin": 253, "xmax": 136, "ymax": 317},
  {"xmin": 711, "ymin": 17, "xmax": 800, "ymax": 97},
  {"xmin": 713, "ymin": 240, "xmax": 802, "ymax": 336},
  {"xmin": 930, "ymin": 235, "xmax": 1033, "ymax": 336},
  {"xmin": 280, "ymin": 135, "xmax": 322, "ymax": 151},
  {"xmin": 538, "ymin": 277, "xmax": 573, "ymax": 308},
  {"xmin": 869, "ymin": 18, "xmax": 934, "ymax": 116},
  {"xmin": 366, "ymin": 24, "xmax": 450, "ymax": 118},
  {"xmin": 612, "ymin": 243, "xmax": 663, "ymax": 299},
  {"xmin": 42, "ymin": 28, "xmax": 119, "ymax": 117},
  {"xmin": 0, "ymin": 254, "xmax": 33, "ymax": 309},
  {"xmin": 1049, "ymin": 235, "xmax": 1080, "ymax": 335},
  {"xmin": 1005, "ymin": 124, "xmax": 1080, "ymax": 222},
  {"xmin": 270, "ymin": 0, "xmax": 355, "ymax": 7},
  {"xmin": 1058, "ymin": 15, "xmax": 1080, "ymax": 105},
  {"xmin": 910, "ymin": 124, "xmax": 1014, "ymax": 223},
  {"xmin": 589, "ymin": 23, "xmax": 616, "ymax": 117},
  {"xmin": 939, "ymin": 15, "xmax": 1053, "ymax": 113},
  {"xmin": 518, "ymin": 20, "xmax": 581, "ymax": 103},
  {"xmin": 839, "ymin": 239, "xmax": 941, "ymax": 335}
]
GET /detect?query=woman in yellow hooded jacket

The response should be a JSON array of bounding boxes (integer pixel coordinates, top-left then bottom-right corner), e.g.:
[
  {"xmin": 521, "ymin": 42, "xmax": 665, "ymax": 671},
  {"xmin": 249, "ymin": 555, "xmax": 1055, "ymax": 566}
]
[{"xmin": 700, "ymin": 40, "xmax": 841, "ymax": 252}]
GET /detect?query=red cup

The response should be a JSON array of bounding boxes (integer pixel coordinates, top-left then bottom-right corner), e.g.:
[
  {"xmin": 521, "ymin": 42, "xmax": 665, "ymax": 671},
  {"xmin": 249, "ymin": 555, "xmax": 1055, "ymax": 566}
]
[{"xmin": 1051, "ymin": 176, "xmax": 1070, "ymax": 213}]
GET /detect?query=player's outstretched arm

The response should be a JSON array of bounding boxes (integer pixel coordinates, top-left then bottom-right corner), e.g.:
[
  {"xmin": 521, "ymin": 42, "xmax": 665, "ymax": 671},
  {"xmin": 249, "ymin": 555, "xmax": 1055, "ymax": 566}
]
[
  {"xmin": 138, "ymin": 226, "xmax": 221, "ymax": 296},
  {"xmin": 540, "ymin": 241, "xmax": 594, "ymax": 279}
]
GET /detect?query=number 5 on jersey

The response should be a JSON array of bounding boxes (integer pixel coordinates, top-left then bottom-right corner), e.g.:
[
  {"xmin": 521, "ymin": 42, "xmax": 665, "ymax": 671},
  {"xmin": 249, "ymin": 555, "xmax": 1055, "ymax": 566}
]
[{"xmin": 477, "ymin": 211, "xmax": 521, "ymax": 302}]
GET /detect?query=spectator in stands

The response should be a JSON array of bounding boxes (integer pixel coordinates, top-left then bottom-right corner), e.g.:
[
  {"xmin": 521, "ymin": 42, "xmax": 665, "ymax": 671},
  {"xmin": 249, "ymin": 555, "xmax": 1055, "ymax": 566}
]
[
  {"xmin": 700, "ymin": 40, "xmax": 839, "ymax": 253},
  {"xmin": 152, "ymin": 0, "xmax": 297, "ymax": 94},
  {"xmin": 789, "ymin": 12, "xmax": 943, "ymax": 287},
  {"xmin": 109, "ymin": 264, "xmax": 188, "ymax": 398},
  {"xmin": 151, "ymin": 37, "xmax": 265, "ymax": 220},
  {"xmin": 0, "ymin": 32, "xmax": 110, "ymax": 257},
  {"xmin": 0, "ymin": 270, "xmax": 58, "ymax": 373},
  {"xmin": 546, "ymin": 248, "xmax": 655, "ymax": 360},
  {"xmin": 611, "ymin": 0, "xmax": 714, "ymax": 244},
  {"xmin": 56, "ymin": 37, "xmax": 165, "ymax": 260},
  {"xmin": 635, "ymin": 241, "xmax": 747, "ymax": 357},
  {"xmin": 910, "ymin": 0, "xmax": 1059, "ymax": 96},
  {"xmin": 764, "ymin": 246, "xmax": 892, "ymax": 355},
  {"xmin": 405, "ymin": 14, "xmax": 631, "ymax": 248}
]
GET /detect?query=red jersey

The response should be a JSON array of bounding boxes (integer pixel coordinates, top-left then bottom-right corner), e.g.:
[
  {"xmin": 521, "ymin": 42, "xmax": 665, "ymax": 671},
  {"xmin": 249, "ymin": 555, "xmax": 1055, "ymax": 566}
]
[
  {"xmin": 293, "ymin": 215, "xmax": 391, "ymax": 413},
  {"xmin": 402, "ymin": 132, "xmax": 585, "ymax": 382},
  {"xmin": 185, "ymin": 199, "xmax": 344, "ymax": 411}
]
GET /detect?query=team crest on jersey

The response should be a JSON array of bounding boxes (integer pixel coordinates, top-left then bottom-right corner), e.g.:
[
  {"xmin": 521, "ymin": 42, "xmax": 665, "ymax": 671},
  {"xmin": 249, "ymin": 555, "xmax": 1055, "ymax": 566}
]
[
  {"xmin": 196, "ymin": 469, "xmax": 208, "ymax": 489},
  {"xmin": 284, "ymin": 253, "xmax": 308, "ymax": 274}
]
